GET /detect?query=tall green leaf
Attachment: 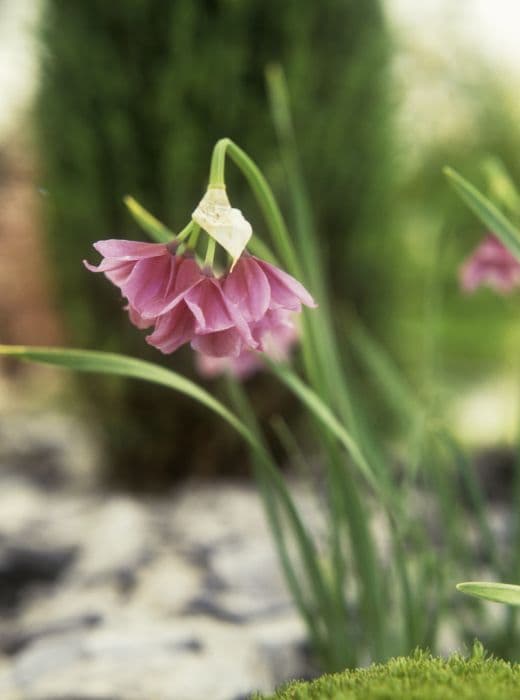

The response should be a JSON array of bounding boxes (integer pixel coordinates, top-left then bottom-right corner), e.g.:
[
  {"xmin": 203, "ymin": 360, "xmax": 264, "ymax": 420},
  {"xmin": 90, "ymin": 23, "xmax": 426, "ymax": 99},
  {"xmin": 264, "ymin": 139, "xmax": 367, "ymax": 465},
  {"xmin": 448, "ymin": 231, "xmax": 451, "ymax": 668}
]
[
  {"xmin": 0, "ymin": 345, "xmax": 245, "ymax": 440},
  {"xmin": 457, "ymin": 582, "xmax": 520, "ymax": 606},
  {"xmin": 444, "ymin": 167, "xmax": 520, "ymax": 259}
]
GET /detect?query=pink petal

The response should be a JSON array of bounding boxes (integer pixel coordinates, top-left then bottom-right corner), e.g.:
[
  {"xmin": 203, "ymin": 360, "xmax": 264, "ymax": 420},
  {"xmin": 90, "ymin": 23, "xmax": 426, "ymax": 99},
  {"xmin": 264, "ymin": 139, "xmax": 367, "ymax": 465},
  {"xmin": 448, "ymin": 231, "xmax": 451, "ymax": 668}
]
[
  {"xmin": 146, "ymin": 302, "xmax": 196, "ymax": 354},
  {"xmin": 125, "ymin": 304, "xmax": 154, "ymax": 330},
  {"xmin": 144, "ymin": 256, "xmax": 205, "ymax": 318},
  {"xmin": 93, "ymin": 239, "xmax": 168, "ymax": 260},
  {"xmin": 122, "ymin": 255, "xmax": 175, "ymax": 311},
  {"xmin": 83, "ymin": 258, "xmax": 132, "ymax": 274},
  {"xmin": 84, "ymin": 259, "xmax": 136, "ymax": 287},
  {"xmin": 85, "ymin": 238, "xmax": 205, "ymax": 323},
  {"xmin": 251, "ymin": 308, "xmax": 293, "ymax": 338},
  {"xmin": 191, "ymin": 327, "xmax": 247, "ymax": 358},
  {"xmin": 459, "ymin": 234, "xmax": 520, "ymax": 295},
  {"xmin": 195, "ymin": 311, "xmax": 299, "ymax": 379},
  {"xmin": 223, "ymin": 256, "xmax": 270, "ymax": 322},
  {"xmin": 195, "ymin": 350, "xmax": 263, "ymax": 380},
  {"xmin": 252, "ymin": 310, "xmax": 297, "ymax": 351},
  {"xmin": 185, "ymin": 277, "xmax": 236, "ymax": 333},
  {"xmin": 254, "ymin": 258, "xmax": 317, "ymax": 311},
  {"xmin": 195, "ymin": 353, "xmax": 226, "ymax": 378},
  {"xmin": 184, "ymin": 275, "xmax": 258, "ymax": 352},
  {"xmin": 84, "ymin": 240, "xmax": 176, "ymax": 312}
]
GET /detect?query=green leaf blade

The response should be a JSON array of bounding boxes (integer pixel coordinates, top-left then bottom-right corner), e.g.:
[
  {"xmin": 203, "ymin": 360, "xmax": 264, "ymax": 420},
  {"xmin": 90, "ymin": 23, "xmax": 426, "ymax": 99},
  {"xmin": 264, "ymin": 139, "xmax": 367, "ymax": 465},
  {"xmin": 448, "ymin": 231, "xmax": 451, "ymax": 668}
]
[
  {"xmin": 444, "ymin": 166, "xmax": 520, "ymax": 260},
  {"xmin": 124, "ymin": 196, "xmax": 174, "ymax": 244},
  {"xmin": 0, "ymin": 345, "xmax": 246, "ymax": 440},
  {"xmin": 457, "ymin": 582, "xmax": 520, "ymax": 606},
  {"xmin": 265, "ymin": 358, "xmax": 380, "ymax": 492}
]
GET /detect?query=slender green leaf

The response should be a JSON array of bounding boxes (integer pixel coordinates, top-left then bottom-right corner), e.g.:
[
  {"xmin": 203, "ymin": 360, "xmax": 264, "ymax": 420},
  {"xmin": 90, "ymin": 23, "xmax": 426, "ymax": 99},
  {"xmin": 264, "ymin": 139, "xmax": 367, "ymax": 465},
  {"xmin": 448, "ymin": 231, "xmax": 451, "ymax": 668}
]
[
  {"xmin": 440, "ymin": 430, "xmax": 501, "ymax": 575},
  {"xmin": 348, "ymin": 320, "xmax": 423, "ymax": 422},
  {"xmin": 266, "ymin": 67, "xmax": 393, "ymax": 494},
  {"xmin": 124, "ymin": 196, "xmax": 174, "ymax": 243},
  {"xmin": 265, "ymin": 358, "xmax": 378, "ymax": 490},
  {"xmin": 225, "ymin": 378, "xmax": 331, "ymax": 663},
  {"xmin": 482, "ymin": 156, "xmax": 520, "ymax": 215},
  {"xmin": 224, "ymin": 139, "xmax": 302, "ymax": 279},
  {"xmin": 0, "ymin": 345, "xmax": 246, "ymax": 441},
  {"xmin": 444, "ymin": 167, "xmax": 520, "ymax": 259},
  {"xmin": 457, "ymin": 582, "xmax": 520, "ymax": 606},
  {"xmin": 265, "ymin": 64, "xmax": 324, "ymax": 297}
]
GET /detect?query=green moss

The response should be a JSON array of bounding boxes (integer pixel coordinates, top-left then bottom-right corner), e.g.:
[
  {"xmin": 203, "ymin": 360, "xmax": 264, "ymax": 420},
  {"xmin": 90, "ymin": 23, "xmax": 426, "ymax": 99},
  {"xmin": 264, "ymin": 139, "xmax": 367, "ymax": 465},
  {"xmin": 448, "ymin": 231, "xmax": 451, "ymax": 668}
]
[{"xmin": 259, "ymin": 645, "xmax": 520, "ymax": 699}]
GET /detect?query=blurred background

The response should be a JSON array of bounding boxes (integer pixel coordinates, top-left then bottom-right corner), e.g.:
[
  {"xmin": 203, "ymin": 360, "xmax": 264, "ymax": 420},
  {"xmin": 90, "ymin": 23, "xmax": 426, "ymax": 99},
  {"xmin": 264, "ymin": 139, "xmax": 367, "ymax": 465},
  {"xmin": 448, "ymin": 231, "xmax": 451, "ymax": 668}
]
[{"xmin": 1, "ymin": 0, "xmax": 520, "ymax": 695}]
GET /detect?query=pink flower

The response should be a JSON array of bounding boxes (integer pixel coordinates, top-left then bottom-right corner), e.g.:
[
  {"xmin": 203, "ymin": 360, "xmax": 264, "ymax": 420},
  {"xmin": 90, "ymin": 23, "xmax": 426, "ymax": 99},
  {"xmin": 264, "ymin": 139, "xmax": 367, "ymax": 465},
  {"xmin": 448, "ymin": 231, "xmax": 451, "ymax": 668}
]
[
  {"xmin": 460, "ymin": 234, "xmax": 520, "ymax": 294},
  {"xmin": 196, "ymin": 351, "xmax": 262, "ymax": 379},
  {"xmin": 125, "ymin": 304, "xmax": 154, "ymax": 330},
  {"xmin": 85, "ymin": 240, "xmax": 316, "ymax": 360},
  {"xmin": 196, "ymin": 310, "xmax": 299, "ymax": 379}
]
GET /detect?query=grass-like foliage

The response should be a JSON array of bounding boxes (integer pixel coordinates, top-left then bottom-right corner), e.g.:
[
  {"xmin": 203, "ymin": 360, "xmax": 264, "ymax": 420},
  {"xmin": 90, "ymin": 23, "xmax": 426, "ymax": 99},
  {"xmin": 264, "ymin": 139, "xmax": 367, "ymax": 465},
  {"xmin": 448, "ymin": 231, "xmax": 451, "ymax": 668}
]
[
  {"xmin": 259, "ymin": 645, "xmax": 520, "ymax": 700},
  {"xmin": 9, "ymin": 57, "xmax": 520, "ymax": 671}
]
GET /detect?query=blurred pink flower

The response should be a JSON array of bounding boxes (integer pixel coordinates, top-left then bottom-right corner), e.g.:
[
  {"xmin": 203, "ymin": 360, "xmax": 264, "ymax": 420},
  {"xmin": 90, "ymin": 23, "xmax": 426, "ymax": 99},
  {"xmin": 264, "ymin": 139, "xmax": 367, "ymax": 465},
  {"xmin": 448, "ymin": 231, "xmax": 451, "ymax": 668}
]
[
  {"xmin": 85, "ymin": 241, "xmax": 316, "ymax": 360},
  {"xmin": 196, "ymin": 310, "xmax": 299, "ymax": 379},
  {"xmin": 460, "ymin": 234, "xmax": 520, "ymax": 294}
]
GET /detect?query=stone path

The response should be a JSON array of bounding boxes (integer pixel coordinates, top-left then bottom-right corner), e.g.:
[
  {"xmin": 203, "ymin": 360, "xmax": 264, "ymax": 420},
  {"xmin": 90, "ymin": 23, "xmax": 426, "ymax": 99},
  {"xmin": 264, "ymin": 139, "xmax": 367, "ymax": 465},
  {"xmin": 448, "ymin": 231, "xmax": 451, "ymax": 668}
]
[{"xmin": 0, "ymin": 418, "xmax": 313, "ymax": 700}]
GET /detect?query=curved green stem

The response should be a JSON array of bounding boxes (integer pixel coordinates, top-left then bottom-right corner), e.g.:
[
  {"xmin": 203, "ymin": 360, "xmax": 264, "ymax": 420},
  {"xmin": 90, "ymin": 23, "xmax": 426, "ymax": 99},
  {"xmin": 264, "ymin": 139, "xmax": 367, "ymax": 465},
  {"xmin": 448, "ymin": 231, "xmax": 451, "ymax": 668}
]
[
  {"xmin": 188, "ymin": 223, "xmax": 201, "ymax": 250},
  {"xmin": 204, "ymin": 236, "xmax": 216, "ymax": 268},
  {"xmin": 176, "ymin": 220, "xmax": 194, "ymax": 243},
  {"xmin": 208, "ymin": 138, "xmax": 301, "ymax": 277},
  {"xmin": 209, "ymin": 139, "xmax": 228, "ymax": 187}
]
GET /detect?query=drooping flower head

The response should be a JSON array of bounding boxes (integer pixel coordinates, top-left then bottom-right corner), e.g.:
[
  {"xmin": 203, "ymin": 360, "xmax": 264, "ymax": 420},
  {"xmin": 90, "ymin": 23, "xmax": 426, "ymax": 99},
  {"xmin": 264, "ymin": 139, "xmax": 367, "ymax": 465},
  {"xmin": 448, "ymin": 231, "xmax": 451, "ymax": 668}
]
[
  {"xmin": 84, "ymin": 241, "xmax": 258, "ymax": 357},
  {"xmin": 85, "ymin": 186, "xmax": 317, "ymax": 363},
  {"xmin": 459, "ymin": 234, "xmax": 520, "ymax": 295}
]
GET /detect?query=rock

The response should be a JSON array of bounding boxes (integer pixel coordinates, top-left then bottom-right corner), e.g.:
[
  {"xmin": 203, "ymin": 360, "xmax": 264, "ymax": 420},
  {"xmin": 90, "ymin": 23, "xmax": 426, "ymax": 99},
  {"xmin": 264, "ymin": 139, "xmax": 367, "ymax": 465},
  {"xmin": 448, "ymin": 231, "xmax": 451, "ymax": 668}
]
[
  {"xmin": 0, "ymin": 413, "xmax": 99, "ymax": 490},
  {"xmin": 134, "ymin": 553, "xmax": 205, "ymax": 617},
  {"xmin": 0, "ymin": 477, "xmax": 47, "ymax": 538},
  {"xmin": 67, "ymin": 497, "xmax": 152, "ymax": 585},
  {"xmin": 253, "ymin": 615, "xmax": 314, "ymax": 686},
  {"xmin": 182, "ymin": 540, "xmax": 293, "ymax": 624},
  {"xmin": 0, "ymin": 541, "xmax": 77, "ymax": 611},
  {"xmin": 206, "ymin": 535, "xmax": 292, "ymax": 620},
  {"xmin": 170, "ymin": 482, "xmax": 270, "ymax": 550},
  {"xmin": 19, "ymin": 578, "xmax": 120, "ymax": 633},
  {"xmin": 0, "ymin": 618, "xmax": 269, "ymax": 700},
  {"xmin": 0, "ymin": 613, "xmax": 102, "ymax": 656},
  {"xmin": 0, "ymin": 474, "xmax": 316, "ymax": 699},
  {"xmin": 10, "ymin": 634, "xmax": 87, "ymax": 690}
]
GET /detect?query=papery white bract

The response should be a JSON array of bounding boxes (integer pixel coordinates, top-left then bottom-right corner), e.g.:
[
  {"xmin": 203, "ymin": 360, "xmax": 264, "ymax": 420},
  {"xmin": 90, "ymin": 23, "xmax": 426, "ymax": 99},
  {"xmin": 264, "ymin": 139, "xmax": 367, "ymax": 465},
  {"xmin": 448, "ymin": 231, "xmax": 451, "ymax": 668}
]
[{"xmin": 192, "ymin": 186, "xmax": 252, "ymax": 267}]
